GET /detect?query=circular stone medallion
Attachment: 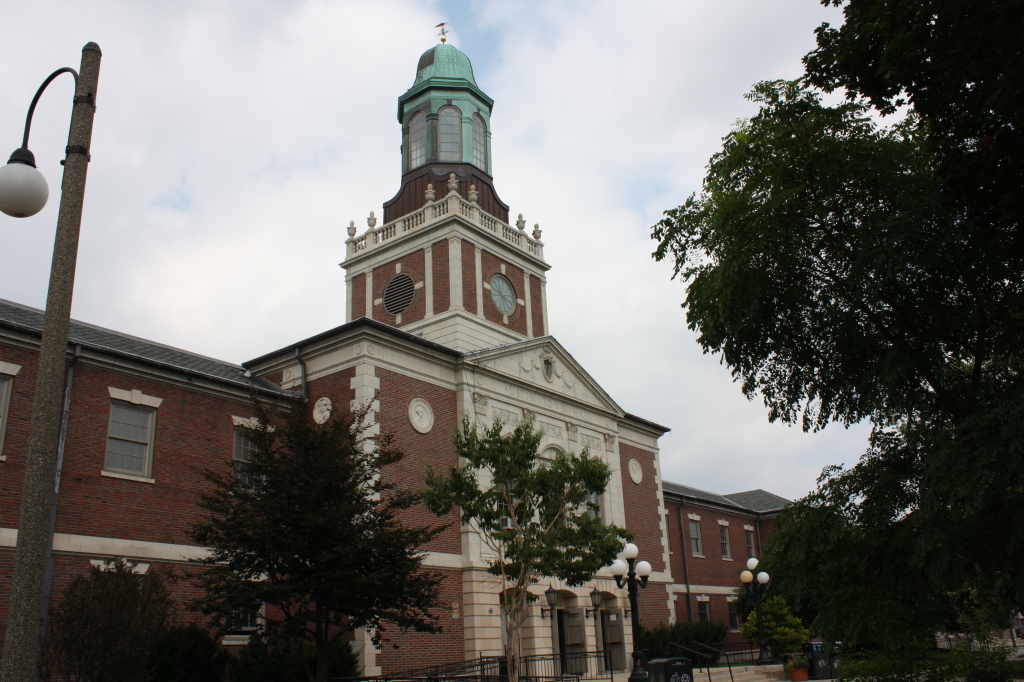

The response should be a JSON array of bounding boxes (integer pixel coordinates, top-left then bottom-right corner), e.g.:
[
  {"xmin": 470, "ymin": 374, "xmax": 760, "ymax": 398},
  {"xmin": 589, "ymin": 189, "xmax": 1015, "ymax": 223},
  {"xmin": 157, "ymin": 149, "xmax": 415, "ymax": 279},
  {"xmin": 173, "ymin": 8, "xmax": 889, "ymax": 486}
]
[
  {"xmin": 408, "ymin": 398, "xmax": 435, "ymax": 434},
  {"xmin": 313, "ymin": 397, "xmax": 332, "ymax": 424},
  {"xmin": 628, "ymin": 458, "xmax": 643, "ymax": 485}
]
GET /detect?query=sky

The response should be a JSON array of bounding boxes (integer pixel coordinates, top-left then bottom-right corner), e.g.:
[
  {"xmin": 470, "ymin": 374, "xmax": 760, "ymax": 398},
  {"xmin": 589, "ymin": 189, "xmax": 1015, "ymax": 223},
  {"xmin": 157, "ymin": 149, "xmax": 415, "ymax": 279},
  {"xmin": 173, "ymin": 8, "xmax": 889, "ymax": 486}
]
[{"xmin": 0, "ymin": 0, "xmax": 871, "ymax": 502}]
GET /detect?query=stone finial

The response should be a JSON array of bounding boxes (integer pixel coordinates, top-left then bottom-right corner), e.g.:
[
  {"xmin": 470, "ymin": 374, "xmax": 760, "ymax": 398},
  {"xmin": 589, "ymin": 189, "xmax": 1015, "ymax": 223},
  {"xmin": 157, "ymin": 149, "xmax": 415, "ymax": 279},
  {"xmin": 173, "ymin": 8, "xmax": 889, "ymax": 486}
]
[
  {"xmin": 347, "ymin": 220, "xmax": 357, "ymax": 237},
  {"xmin": 532, "ymin": 223, "xmax": 542, "ymax": 240},
  {"xmin": 468, "ymin": 184, "xmax": 479, "ymax": 203},
  {"xmin": 447, "ymin": 173, "xmax": 459, "ymax": 193},
  {"xmin": 516, "ymin": 214, "xmax": 526, "ymax": 231},
  {"xmin": 424, "ymin": 183, "xmax": 436, "ymax": 203},
  {"xmin": 367, "ymin": 211, "xmax": 377, "ymax": 228}
]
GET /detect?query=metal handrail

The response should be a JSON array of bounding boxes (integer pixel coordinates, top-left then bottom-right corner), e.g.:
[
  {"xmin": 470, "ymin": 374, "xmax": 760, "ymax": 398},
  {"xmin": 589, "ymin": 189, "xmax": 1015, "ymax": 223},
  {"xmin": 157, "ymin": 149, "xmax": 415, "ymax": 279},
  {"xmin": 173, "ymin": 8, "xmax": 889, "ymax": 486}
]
[
  {"xmin": 668, "ymin": 644, "xmax": 713, "ymax": 682},
  {"xmin": 685, "ymin": 642, "xmax": 734, "ymax": 682}
]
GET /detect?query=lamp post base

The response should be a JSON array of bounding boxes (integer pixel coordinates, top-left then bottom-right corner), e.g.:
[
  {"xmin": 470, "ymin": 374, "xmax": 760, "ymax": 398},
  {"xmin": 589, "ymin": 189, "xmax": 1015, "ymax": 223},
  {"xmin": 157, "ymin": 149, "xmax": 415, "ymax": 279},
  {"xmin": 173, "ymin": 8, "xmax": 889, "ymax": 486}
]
[{"xmin": 628, "ymin": 650, "xmax": 650, "ymax": 682}]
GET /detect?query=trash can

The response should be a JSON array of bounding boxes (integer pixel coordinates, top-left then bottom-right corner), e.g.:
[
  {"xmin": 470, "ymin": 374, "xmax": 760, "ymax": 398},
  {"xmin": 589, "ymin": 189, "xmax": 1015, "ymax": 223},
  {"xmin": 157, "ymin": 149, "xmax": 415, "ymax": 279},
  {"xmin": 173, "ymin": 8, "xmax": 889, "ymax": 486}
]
[
  {"xmin": 803, "ymin": 642, "xmax": 841, "ymax": 680},
  {"xmin": 647, "ymin": 657, "xmax": 694, "ymax": 682}
]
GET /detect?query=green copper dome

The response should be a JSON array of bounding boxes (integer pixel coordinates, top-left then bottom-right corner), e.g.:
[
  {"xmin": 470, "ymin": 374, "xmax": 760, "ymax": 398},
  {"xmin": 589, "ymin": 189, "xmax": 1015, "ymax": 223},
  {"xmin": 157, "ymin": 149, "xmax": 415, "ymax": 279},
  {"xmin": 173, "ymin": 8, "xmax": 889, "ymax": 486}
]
[{"xmin": 414, "ymin": 43, "xmax": 477, "ymax": 86}]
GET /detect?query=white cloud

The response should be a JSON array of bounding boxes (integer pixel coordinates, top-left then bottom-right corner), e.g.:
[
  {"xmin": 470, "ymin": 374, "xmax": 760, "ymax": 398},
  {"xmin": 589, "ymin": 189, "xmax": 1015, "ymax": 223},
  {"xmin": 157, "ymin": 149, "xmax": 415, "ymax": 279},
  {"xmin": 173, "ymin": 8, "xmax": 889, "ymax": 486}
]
[{"xmin": 0, "ymin": 0, "xmax": 865, "ymax": 501}]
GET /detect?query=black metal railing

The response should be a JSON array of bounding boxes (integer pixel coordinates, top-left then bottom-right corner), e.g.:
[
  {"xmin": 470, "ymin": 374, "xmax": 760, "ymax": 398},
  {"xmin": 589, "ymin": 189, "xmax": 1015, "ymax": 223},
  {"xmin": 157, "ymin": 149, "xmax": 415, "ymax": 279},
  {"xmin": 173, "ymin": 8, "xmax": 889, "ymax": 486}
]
[{"xmin": 332, "ymin": 651, "xmax": 610, "ymax": 682}]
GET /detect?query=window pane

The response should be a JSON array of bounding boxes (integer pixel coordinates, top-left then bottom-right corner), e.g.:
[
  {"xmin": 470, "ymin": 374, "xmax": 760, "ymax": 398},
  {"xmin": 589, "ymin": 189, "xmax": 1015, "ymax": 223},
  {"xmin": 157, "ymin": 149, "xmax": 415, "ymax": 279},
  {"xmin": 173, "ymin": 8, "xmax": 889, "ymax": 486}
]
[
  {"xmin": 689, "ymin": 520, "xmax": 702, "ymax": 554},
  {"xmin": 105, "ymin": 403, "xmax": 152, "ymax": 475},
  {"xmin": 746, "ymin": 530, "xmax": 756, "ymax": 558},
  {"xmin": 409, "ymin": 112, "xmax": 427, "ymax": 169},
  {"xmin": 698, "ymin": 602, "xmax": 709, "ymax": 622},
  {"xmin": 728, "ymin": 602, "xmax": 740, "ymax": 630},
  {"xmin": 472, "ymin": 114, "xmax": 487, "ymax": 169},
  {"xmin": 439, "ymin": 106, "xmax": 461, "ymax": 162},
  {"xmin": 720, "ymin": 526, "xmax": 731, "ymax": 558}
]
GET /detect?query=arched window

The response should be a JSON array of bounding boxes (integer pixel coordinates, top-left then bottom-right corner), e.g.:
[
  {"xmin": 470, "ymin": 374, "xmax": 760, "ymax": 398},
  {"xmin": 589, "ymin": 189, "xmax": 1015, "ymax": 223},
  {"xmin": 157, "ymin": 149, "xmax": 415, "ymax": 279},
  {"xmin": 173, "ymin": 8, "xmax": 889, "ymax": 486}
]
[
  {"xmin": 472, "ymin": 114, "xmax": 487, "ymax": 170},
  {"xmin": 408, "ymin": 112, "xmax": 427, "ymax": 170},
  {"xmin": 438, "ymin": 106, "xmax": 462, "ymax": 162}
]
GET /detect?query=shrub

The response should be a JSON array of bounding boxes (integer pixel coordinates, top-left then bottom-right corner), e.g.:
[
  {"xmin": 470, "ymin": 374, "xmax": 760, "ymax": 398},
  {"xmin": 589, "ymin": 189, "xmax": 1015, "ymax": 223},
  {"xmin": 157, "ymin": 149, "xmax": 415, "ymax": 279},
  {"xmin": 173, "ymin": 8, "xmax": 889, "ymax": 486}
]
[
  {"xmin": 47, "ymin": 558, "xmax": 172, "ymax": 682},
  {"xmin": 638, "ymin": 620, "xmax": 729, "ymax": 664},
  {"xmin": 148, "ymin": 623, "xmax": 229, "ymax": 682},
  {"xmin": 739, "ymin": 596, "xmax": 809, "ymax": 661},
  {"xmin": 228, "ymin": 634, "xmax": 358, "ymax": 682}
]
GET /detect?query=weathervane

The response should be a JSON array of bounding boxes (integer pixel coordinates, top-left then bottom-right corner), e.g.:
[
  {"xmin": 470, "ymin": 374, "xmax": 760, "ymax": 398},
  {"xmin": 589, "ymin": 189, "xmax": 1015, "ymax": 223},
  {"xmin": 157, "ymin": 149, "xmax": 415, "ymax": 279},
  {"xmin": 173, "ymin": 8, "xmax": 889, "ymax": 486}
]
[{"xmin": 436, "ymin": 22, "xmax": 448, "ymax": 43}]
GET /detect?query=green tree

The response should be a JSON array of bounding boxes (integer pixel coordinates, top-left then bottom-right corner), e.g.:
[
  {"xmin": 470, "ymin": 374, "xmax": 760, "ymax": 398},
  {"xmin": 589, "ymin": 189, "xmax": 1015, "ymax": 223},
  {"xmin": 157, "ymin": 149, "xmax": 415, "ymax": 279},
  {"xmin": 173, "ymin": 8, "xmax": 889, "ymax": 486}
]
[
  {"xmin": 188, "ymin": 398, "xmax": 443, "ymax": 682},
  {"xmin": 46, "ymin": 558, "xmax": 172, "ymax": 682},
  {"xmin": 651, "ymin": 74, "xmax": 1022, "ymax": 650},
  {"xmin": 147, "ymin": 624, "xmax": 229, "ymax": 682},
  {"xmin": 738, "ymin": 596, "xmax": 810, "ymax": 662},
  {"xmin": 423, "ymin": 417, "xmax": 629, "ymax": 682}
]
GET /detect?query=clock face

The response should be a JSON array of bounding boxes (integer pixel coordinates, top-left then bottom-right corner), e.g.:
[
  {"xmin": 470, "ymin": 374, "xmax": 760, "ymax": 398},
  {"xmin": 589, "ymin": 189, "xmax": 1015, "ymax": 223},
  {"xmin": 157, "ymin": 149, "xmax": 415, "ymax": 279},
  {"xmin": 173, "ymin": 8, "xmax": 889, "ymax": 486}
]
[{"xmin": 490, "ymin": 275, "xmax": 516, "ymax": 315}]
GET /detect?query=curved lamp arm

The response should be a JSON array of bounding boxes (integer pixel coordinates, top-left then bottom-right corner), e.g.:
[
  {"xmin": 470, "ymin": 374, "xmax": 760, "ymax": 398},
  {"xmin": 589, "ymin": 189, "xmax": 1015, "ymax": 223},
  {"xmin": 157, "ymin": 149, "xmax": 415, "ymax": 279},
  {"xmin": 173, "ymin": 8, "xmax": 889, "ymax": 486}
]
[{"xmin": 9, "ymin": 67, "xmax": 79, "ymax": 167}]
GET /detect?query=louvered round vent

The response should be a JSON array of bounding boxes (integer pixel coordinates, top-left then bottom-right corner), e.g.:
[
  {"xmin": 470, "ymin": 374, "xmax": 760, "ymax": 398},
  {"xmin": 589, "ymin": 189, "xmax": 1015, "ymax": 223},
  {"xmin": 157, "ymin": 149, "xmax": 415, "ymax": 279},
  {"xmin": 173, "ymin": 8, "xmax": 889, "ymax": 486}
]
[{"xmin": 383, "ymin": 273, "xmax": 416, "ymax": 315}]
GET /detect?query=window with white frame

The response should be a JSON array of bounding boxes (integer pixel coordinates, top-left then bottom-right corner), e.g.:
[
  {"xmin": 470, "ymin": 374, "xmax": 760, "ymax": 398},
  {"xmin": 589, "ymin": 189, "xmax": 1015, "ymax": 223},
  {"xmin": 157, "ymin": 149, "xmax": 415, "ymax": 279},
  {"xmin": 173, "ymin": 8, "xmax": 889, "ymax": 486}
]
[
  {"xmin": 697, "ymin": 599, "xmax": 710, "ymax": 622},
  {"xmin": 689, "ymin": 519, "xmax": 703, "ymax": 556},
  {"xmin": 586, "ymin": 491, "xmax": 601, "ymax": 520},
  {"xmin": 408, "ymin": 112, "xmax": 427, "ymax": 169},
  {"xmin": 720, "ymin": 524, "xmax": 732, "ymax": 559},
  {"xmin": 105, "ymin": 402, "xmax": 156, "ymax": 477},
  {"xmin": 0, "ymin": 374, "xmax": 12, "ymax": 459},
  {"xmin": 233, "ymin": 430, "xmax": 258, "ymax": 487},
  {"xmin": 745, "ymin": 529, "xmax": 756, "ymax": 558},
  {"xmin": 438, "ymin": 106, "xmax": 462, "ymax": 162},
  {"xmin": 226, "ymin": 606, "xmax": 261, "ymax": 634},
  {"xmin": 727, "ymin": 600, "xmax": 740, "ymax": 631}
]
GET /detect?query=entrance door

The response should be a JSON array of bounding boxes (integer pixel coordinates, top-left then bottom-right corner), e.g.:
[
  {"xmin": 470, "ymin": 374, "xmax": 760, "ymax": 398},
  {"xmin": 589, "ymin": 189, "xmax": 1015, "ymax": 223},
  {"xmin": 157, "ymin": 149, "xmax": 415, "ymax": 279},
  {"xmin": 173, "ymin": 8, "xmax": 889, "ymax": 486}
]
[
  {"xmin": 558, "ymin": 608, "xmax": 587, "ymax": 675},
  {"xmin": 601, "ymin": 609, "xmax": 626, "ymax": 670}
]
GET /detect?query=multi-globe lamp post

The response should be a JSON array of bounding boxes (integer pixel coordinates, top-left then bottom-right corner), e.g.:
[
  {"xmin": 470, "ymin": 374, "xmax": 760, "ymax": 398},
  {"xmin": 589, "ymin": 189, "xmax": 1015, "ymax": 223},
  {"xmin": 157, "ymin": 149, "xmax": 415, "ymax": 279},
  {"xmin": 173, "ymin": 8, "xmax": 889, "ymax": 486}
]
[
  {"xmin": 0, "ymin": 43, "xmax": 101, "ymax": 682},
  {"xmin": 610, "ymin": 542, "xmax": 652, "ymax": 682},
  {"xmin": 740, "ymin": 557, "xmax": 772, "ymax": 665}
]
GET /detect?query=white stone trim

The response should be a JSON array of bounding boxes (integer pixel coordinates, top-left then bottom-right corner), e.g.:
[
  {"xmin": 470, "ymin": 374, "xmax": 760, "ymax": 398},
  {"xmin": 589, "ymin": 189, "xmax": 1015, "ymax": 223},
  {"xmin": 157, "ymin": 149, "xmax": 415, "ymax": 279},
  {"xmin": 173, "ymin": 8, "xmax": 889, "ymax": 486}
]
[
  {"xmin": 101, "ymin": 470, "xmax": 156, "ymax": 484},
  {"xmin": 0, "ymin": 528, "xmax": 211, "ymax": 562},
  {"xmin": 448, "ymin": 236, "xmax": 463, "ymax": 310},
  {"xmin": 107, "ymin": 387, "xmax": 163, "ymax": 409},
  {"xmin": 688, "ymin": 513, "xmax": 701, "ymax": 521},
  {"xmin": 345, "ymin": 274, "xmax": 353, "ymax": 323},
  {"xmin": 667, "ymin": 583, "xmax": 739, "ymax": 595},
  {"xmin": 424, "ymin": 245, "xmax": 433, "ymax": 316},
  {"xmin": 475, "ymin": 245, "xmax": 484, "ymax": 315},
  {"xmin": 0, "ymin": 361, "xmax": 22, "ymax": 376},
  {"xmin": 696, "ymin": 594, "xmax": 710, "ymax": 602},
  {"xmin": 365, "ymin": 270, "xmax": 373, "ymax": 320},
  {"xmin": 718, "ymin": 519, "xmax": 730, "ymax": 526},
  {"xmin": 523, "ymin": 272, "xmax": 533, "ymax": 337},
  {"xmin": 744, "ymin": 524, "xmax": 754, "ymax": 531}
]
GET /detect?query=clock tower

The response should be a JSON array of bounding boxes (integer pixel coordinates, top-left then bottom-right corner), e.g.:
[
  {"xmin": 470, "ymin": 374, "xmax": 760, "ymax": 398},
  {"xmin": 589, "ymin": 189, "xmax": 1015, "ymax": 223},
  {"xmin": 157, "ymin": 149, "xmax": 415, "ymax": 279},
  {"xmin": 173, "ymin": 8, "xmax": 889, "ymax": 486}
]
[{"xmin": 341, "ymin": 43, "xmax": 550, "ymax": 352}]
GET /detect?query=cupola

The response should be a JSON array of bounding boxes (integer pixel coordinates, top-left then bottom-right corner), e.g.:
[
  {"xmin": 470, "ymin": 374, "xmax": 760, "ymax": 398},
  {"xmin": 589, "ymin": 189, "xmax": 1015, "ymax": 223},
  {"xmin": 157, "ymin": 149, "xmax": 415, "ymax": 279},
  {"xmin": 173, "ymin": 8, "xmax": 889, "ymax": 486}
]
[{"xmin": 383, "ymin": 43, "xmax": 508, "ymax": 223}]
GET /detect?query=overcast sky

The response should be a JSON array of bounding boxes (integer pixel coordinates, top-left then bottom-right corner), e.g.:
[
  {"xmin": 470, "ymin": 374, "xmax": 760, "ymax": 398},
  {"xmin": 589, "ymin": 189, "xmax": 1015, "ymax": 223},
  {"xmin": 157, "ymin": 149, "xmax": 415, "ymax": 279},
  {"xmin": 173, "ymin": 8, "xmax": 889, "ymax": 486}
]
[{"xmin": 0, "ymin": 0, "xmax": 870, "ymax": 501}]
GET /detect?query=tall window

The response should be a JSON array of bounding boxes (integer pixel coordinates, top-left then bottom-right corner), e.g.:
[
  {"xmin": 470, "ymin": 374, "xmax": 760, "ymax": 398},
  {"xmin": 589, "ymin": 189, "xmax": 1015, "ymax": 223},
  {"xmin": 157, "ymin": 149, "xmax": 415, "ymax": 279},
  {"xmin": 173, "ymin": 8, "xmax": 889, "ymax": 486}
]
[
  {"xmin": 728, "ymin": 601, "xmax": 740, "ymax": 631},
  {"xmin": 746, "ymin": 530, "xmax": 756, "ymax": 558},
  {"xmin": 408, "ymin": 112, "xmax": 427, "ymax": 169},
  {"xmin": 689, "ymin": 519, "xmax": 703, "ymax": 555},
  {"xmin": 697, "ymin": 600, "xmax": 710, "ymax": 622},
  {"xmin": 105, "ymin": 402, "xmax": 156, "ymax": 477},
  {"xmin": 0, "ymin": 375, "xmax": 11, "ymax": 458},
  {"xmin": 587, "ymin": 491, "xmax": 601, "ymax": 520},
  {"xmin": 472, "ymin": 113, "xmax": 487, "ymax": 169},
  {"xmin": 233, "ymin": 431, "xmax": 258, "ymax": 487},
  {"xmin": 720, "ymin": 525, "xmax": 732, "ymax": 559},
  {"xmin": 438, "ymin": 106, "xmax": 462, "ymax": 162}
]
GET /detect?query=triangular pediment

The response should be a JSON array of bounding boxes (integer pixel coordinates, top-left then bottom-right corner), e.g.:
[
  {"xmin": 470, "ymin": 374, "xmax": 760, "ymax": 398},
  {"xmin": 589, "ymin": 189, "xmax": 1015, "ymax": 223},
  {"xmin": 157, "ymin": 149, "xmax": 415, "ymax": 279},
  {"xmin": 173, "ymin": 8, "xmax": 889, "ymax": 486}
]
[{"xmin": 463, "ymin": 337, "xmax": 623, "ymax": 418}]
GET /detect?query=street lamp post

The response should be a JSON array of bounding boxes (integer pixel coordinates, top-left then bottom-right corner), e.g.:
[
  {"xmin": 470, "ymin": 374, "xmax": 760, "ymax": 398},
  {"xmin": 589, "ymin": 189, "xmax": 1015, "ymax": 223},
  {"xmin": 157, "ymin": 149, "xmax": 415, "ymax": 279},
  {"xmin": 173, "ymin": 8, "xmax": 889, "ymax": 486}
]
[
  {"xmin": 740, "ymin": 557, "xmax": 772, "ymax": 665},
  {"xmin": 0, "ymin": 42, "xmax": 101, "ymax": 682},
  {"xmin": 610, "ymin": 542, "xmax": 652, "ymax": 682}
]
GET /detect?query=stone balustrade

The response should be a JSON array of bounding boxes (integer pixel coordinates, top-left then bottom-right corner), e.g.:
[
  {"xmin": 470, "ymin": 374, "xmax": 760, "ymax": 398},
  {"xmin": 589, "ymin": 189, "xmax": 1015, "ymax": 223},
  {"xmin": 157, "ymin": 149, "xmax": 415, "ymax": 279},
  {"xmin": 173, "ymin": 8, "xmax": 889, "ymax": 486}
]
[{"xmin": 345, "ymin": 190, "xmax": 545, "ymax": 262}]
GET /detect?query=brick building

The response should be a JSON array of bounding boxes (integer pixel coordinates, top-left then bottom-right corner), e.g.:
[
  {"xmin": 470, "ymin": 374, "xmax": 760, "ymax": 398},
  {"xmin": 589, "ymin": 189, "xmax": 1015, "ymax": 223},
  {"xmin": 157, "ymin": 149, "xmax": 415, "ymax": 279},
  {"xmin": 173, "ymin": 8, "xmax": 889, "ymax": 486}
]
[{"xmin": 0, "ymin": 42, "xmax": 788, "ymax": 673}]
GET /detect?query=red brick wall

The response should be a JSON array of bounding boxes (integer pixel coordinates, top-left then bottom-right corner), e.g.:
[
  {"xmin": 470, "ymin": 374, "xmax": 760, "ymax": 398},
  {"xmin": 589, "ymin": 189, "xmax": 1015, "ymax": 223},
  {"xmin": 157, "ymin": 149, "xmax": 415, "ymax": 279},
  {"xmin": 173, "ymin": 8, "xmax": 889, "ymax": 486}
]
[
  {"xmin": 377, "ymin": 568, "xmax": 465, "ymax": 673},
  {"xmin": 351, "ymin": 273, "xmax": 366, "ymax": 319},
  {"xmin": 374, "ymin": 367, "xmax": 460, "ymax": 554},
  {"xmin": 0, "ymin": 348, "xmax": 251, "ymax": 543},
  {"xmin": 372, "ymin": 251, "xmax": 427, "ymax": 327},
  {"xmin": 304, "ymin": 366, "xmax": 357, "ymax": 412},
  {"xmin": 617, "ymin": 443, "xmax": 665, "ymax": 572},
  {"xmin": 638, "ymin": 582, "xmax": 671, "ymax": 624},
  {"xmin": 432, "ymin": 240, "xmax": 450, "ymax": 313},
  {"xmin": 480, "ymin": 251, "xmax": 528, "ymax": 336},
  {"xmin": 461, "ymin": 240, "xmax": 477, "ymax": 315},
  {"xmin": 530, "ymin": 275, "xmax": 544, "ymax": 337},
  {"xmin": 0, "ymin": 343, "xmax": 39, "ymax": 526}
]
